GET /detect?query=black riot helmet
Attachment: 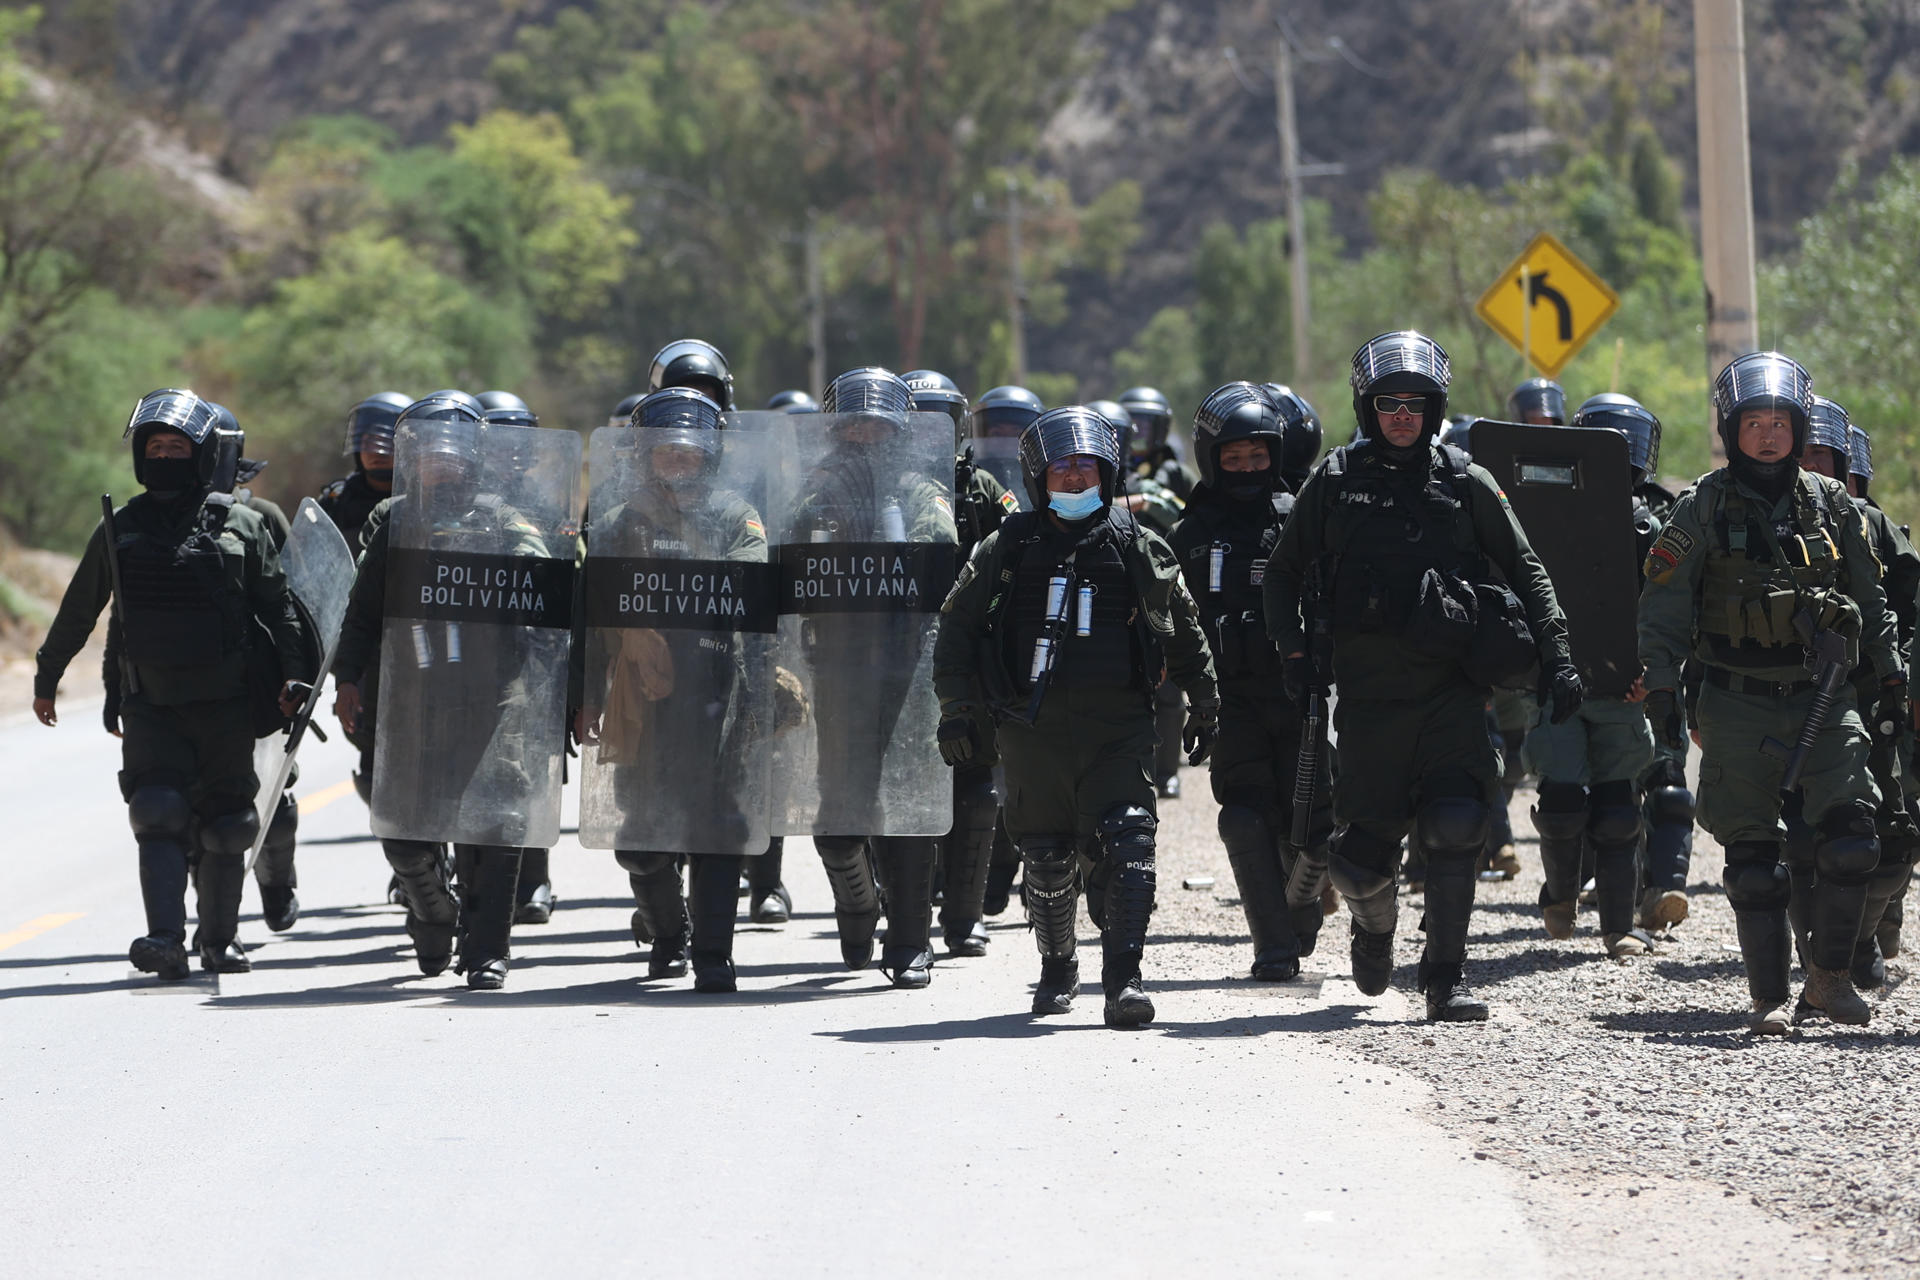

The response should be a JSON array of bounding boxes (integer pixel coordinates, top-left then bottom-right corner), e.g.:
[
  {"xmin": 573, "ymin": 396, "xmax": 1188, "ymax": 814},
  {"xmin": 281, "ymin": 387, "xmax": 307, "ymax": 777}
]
[
  {"xmin": 1118, "ymin": 385, "xmax": 1173, "ymax": 458},
  {"xmin": 765, "ymin": 389, "xmax": 819, "ymax": 414},
  {"xmin": 1802, "ymin": 396, "xmax": 1853, "ymax": 482},
  {"xmin": 477, "ymin": 390, "xmax": 538, "ymax": 428},
  {"xmin": 206, "ymin": 402, "xmax": 266, "ymax": 495},
  {"xmin": 608, "ymin": 392, "xmax": 646, "ymax": 431},
  {"xmin": 1572, "ymin": 393, "xmax": 1662, "ymax": 486},
  {"xmin": 125, "ymin": 388, "xmax": 220, "ymax": 489},
  {"xmin": 903, "ymin": 369, "xmax": 967, "ymax": 432},
  {"xmin": 971, "ymin": 384, "xmax": 1044, "ymax": 441},
  {"xmin": 649, "ymin": 338, "xmax": 734, "ymax": 411},
  {"xmin": 1712, "ymin": 351, "xmax": 1812, "ymax": 479},
  {"xmin": 1019, "ymin": 405, "xmax": 1123, "ymax": 512},
  {"xmin": 633, "ymin": 387, "xmax": 724, "ymax": 491},
  {"xmin": 402, "ymin": 413, "xmax": 484, "ymax": 515},
  {"xmin": 1848, "ymin": 423, "xmax": 1874, "ymax": 497},
  {"xmin": 344, "ymin": 391, "xmax": 411, "ymax": 465},
  {"xmin": 1506, "ymin": 377, "xmax": 1568, "ymax": 426},
  {"xmin": 1260, "ymin": 383, "xmax": 1323, "ymax": 491},
  {"xmin": 1350, "ymin": 331, "xmax": 1451, "ymax": 460},
  {"xmin": 822, "ymin": 367, "xmax": 913, "ymax": 438},
  {"xmin": 1086, "ymin": 399, "xmax": 1132, "ymax": 458},
  {"xmin": 1192, "ymin": 381, "xmax": 1283, "ymax": 495},
  {"xmin": 403, "ymin": 390, "xmax": 487, "ymax": 425}
]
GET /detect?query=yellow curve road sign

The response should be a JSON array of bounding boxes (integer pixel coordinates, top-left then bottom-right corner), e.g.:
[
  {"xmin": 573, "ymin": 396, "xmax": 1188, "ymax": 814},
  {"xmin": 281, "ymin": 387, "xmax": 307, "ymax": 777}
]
[{"xmin": 1475, "ymin": 232, "xmax": 1620, "ymax": 379}]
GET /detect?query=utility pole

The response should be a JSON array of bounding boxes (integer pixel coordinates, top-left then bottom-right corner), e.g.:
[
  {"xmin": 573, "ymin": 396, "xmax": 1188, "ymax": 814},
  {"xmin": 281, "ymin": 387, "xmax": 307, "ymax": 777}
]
[
  {"xmin": 805, "ymin": 209, "xmax": 826, "ymax": 401},
  {"xmin": 1005, "ymin": 174, "xmax": 1028, "ymax": 386},
  {"xmin": 1276, "ymin": 32, "xmax": 1311, "ymax": 383},
  {"xmin": 1693, "ymin": 0, "xmax": 1758, "ymax": 391}
]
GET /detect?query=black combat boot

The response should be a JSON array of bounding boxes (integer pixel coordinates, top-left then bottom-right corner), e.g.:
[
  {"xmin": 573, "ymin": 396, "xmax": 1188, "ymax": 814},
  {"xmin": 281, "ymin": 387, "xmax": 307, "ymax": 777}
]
[
  {"xmin": 1097, "ymin": 812, "xmax": 1158, "ymax": 1029},
  {"xmin": 816, "ymin": 836, "xmax": 881, "ymax": 970},
  {"xmin": 513, "ymin": 847, "xmax": 554, "ymax": 925},
  {"xmin": 131, "ymin": 837, "xmax": 192, "ymax": 981},
  {"xmin": 196, "ymin": 855, "xmax": 252, "ymax": 974},
  {"xmin": 459, "ymin": 846, "xmax": 523, "ymax": 990},
  {"xmin": 626, "ymin": 856, "xmax": 691, "ymax": 978},
  {"xmin": 256, "ymin": 789, "xmax": 300, "ymax": 933},
  {"xmin": 1417, "ymin": 956, "xmax": 1488, "ymax": 1022},
  {"xmin": 877, "ymin": 836, "xmax": 936, "ymax": 989},
  {"xmin": 1218, "ymin": 804, "xmax": 1299, "ymax": 981},
  {"xmin": 386, "ymin": 840, "xmax": 458, "ymax": 975},
  {"xmin": 1022, "ymin": 840, "xmax": 1079, "ymax": 1015},
  {"xmin": 940, "ymin": 765, "xmax": 998, "ymax": 957},
  {"xmin": 688, "ymin": 853, "xmax": 741, "ymax": 993},
  {"xmin": 747, "ymin": 837, "xmax": 790, "ymax": 924}
]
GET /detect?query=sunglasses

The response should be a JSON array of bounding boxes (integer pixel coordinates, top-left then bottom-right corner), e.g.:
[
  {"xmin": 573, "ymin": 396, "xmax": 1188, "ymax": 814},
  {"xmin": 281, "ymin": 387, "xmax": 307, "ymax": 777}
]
[{"xmin": 1372, "ymin": 395, "xmax": 1427, "ymax": 416}]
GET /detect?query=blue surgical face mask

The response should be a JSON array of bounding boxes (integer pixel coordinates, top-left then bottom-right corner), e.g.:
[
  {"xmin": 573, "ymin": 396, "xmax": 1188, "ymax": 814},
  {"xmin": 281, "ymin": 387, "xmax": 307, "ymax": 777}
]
[{"xmin": 1047, "ymin": 487, "xmax": 1104, "ymax": 521}]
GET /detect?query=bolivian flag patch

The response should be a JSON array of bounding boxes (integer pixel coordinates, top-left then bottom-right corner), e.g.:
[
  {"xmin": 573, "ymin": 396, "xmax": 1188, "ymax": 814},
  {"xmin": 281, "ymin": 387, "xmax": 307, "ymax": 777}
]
[
  {"xmin": 744, "ymin": 517, "xmax": 764, "ymax": 539},
  {"xmin": 999, "ymin": 491, "xmax": 1019, "ymax": 513}
]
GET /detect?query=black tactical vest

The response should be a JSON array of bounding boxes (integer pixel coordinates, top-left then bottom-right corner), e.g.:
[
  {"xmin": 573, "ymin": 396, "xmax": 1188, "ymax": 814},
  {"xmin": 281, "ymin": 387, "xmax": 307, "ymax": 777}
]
[
  {"xmin": 1008, "ymin": 513, "xmax": 1140, "ymax": 693},
  {"xmin": 1182, "ymin": 491, "xmax": 1285, "ymax": 681},
  {"xmin": 1319, "ymin": 444, "xmax": 1477, "ymax": 638},
  {"xmin": 115, "ymin": 498, "xmax": 241, "ymax": 667}
]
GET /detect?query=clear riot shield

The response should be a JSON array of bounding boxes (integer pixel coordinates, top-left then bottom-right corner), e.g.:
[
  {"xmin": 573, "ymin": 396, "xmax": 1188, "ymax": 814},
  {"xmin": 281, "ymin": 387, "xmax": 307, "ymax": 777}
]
[
  {"xmin": 1466, "ymin": 420, "xmax": 1639, "ymax": 698},
  {"xmin": 768, "ymin": 410, "xmax": 957, "ymax": 837},
  {"xmin": 371, "ymin": 420, "xmax": 582, "ymax": 847},
  {"xmin": 246, "ymin": 498, "xmax": 356, "ymax": 871},
  {"xmin": 967, "ymin": 435, "xmax": 1029, "ymax": 511},
  {"xmin": 576, "ymin": 423, "xmax": 780, "ymax": 855}
]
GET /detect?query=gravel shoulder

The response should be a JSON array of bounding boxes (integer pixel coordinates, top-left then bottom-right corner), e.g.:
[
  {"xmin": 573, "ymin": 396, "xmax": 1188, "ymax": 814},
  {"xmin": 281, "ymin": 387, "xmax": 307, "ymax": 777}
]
[{"xmin": 1144, "ymin": 762, "xmax": 1919, "ymax": 1280}]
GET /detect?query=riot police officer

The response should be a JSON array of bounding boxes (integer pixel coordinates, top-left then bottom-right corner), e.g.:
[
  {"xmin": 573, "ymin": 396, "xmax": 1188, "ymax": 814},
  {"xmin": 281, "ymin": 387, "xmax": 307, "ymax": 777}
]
[
  {"xmin": 1571, "ymin": 395, "xmax": 1697, "ymax": 931},
  {"xmin": 784, "ymin": 367, "xmax": 957, "ymax": 989},
  {"xmin": 907, "ymin": 369, "xmax": 1017, "ymax": 958},
  {"xmin": 1523, "ymin": 398, "xmax": 1661, "ymax": 958},
  {"xmin": 1170, "ymin": 382, "xmax": 1331, "ymax": 980},
  {"xmin": 575, "ymin": 388, "xmax": 770, "ymax": 992},
  {"xmin": 1794, "ymin": 402, "xmax": 1918, "ymax": 990},
  {"xmin": 333, "ymin": 392, "xmax": 573, "ymax": 990},
  {"xmin": 1264, "ymin": 332, "xmax": 1580, "ymax": 1022},
  {"xmin": 1118, "ymin": 385, "xmax": 1195, "ymax": 501},
  {"xmin": 934, "ymin": 406, "xmax": 1219, "ymax": 1028},
  {"xmin": 35, "ymin": 389, "xmax": 310, "ymax": 979},
  {"xmin": 1507, "ymin": 378, "xmax": 1568, "ymax": 426},
  {"xmin": 966, "ymin": 383, "xmax": 1046, "ymax": 917},
  {"xmin": 1119, "ymin": 386, "xmax": 1195, "ymax": 800},
  {"xmin": 650, "ymin": 338, "xmax": 735, "ymax": 409},
  {"xmin": 739, "ymin": 386, "xmax": 822, "ymax": 927},
  {"xmin": 1639, "ymin": 353, "xmax": 1902, "ymax": 1032},
  {"xmin": 319, "ymin": 391, "xmax": 410, "ymax": 815}
]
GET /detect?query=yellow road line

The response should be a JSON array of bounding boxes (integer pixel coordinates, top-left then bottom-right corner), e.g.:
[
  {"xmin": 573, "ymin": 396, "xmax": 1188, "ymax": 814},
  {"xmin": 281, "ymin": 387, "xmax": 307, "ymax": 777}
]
[
  {"xmin": 299, "ymin": 778, "xmax": 357, "ymax": 815},
  {"xmin": 0, "ymin": 912, "xmax": 84, "ymax": 954}
]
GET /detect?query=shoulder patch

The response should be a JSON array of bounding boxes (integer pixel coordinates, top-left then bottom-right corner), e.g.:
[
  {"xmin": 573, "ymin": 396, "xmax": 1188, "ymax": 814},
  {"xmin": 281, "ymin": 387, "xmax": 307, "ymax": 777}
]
[
  {"xmin": 933, "ymin": 495, "xmax": 953, "ymax": 517},
  {"xmin": 999, "ymin": 491, "xmax": 1019, "ymax": 513},
  {"xmin": 744, "ymin": 517, "xmax": 765, "ymax": 539},
  {"xmin": 1644, "ymin": 524, "xmax": 1696, "ymax": 585}
]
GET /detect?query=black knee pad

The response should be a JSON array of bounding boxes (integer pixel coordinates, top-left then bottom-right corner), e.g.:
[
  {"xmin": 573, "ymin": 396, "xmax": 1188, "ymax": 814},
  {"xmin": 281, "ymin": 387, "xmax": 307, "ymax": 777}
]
[
  {"xmin": 1814, "ymin": 834, "xmax": 1880, "ymax": 884},
  {"xmin": 198, "ymin": 808, "xmax": 260, "ymax": 857},
  {"xmin": 615, "ymin": 849, "xmax": 679, "ymax": 877},
  {"xmin": 1649, "ymin": 784, "xmax": 1695, "ymax": 825},
  {"xmin": 1021, "ymin": 838, "xmax": 1076, "ymax": 880},
  {"xmin": 1723, "ymin": 841, "xmax": 1790, "ymax": 910},
  {"xmin": 1216, "ymin": 803, "xmax": 1272, "ymax": 852},
  {"xmin": 127, "ymin": 786, "xmax": 192, "ymax": 839},
  {"xmin": 1096, "ymin": 805, "xmax": 1156, "ymax": 860},
  {"xmin": 1530, "ymin": 801, "xmax": 1588, "ymax": 842},
  {"xmin": 1588, "ymin": 802, "xmax": 1642, "ymax": 847},
  {"xmin": 1415, "ymin": 797, "xmax": 1490, "ymax": 859},
  {"xmin": 1330, "ymin": 824, "xmax": 1401, "ymax": 881}
]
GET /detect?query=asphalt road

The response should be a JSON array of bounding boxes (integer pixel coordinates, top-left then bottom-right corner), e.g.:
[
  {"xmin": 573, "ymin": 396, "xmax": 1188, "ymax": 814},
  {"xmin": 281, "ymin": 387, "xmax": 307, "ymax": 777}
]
[{"xmin": 0, "ymin": 706, "xmax": 1563, "ymax": 1278}]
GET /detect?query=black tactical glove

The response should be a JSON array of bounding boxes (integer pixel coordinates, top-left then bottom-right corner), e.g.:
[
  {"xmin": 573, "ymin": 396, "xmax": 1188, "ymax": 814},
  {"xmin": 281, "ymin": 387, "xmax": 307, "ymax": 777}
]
[
  {"xmin": 1539, "ymin": 662, "xmax": 1584, "ymax": 725},
  {"xmin": 937, "ymin": 713, "xmax": 980, "ymax": 768},
  {"xmin": 1183, "ymin": 701, "xmax": 1220, "ymax": 766},
  {"xmin": 1645, "ymin": 689, "xmax": 1686, "ymax": 751},
  {"xmin": 1282, "ymin": 654, "xmax": 1317, "ymax": 706},
  {"xmin": 1872, "ymin": 673, "xmax": 1911, "ymax": 744},
  {"xmin": 102, "ymin": 683, "xmax": 121, "ymax": 736}
]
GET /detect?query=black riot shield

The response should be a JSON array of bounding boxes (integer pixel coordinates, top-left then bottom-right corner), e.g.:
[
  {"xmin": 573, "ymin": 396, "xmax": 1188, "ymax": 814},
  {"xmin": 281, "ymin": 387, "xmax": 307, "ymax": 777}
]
[
  {"xmin": 577, "ymin": 423, "xmax": 780, "ymax": 855},
  {"xmin": 767, "ymin": 410, "xmax": 958, "ymax": 837},
  {"xmin": 371, "ymin": 420, "xmax": 581, "ymax": 847},
  {"xmin": 246, "ymin": 498, "xmax": 356, "ymax": 871},
  {"xmin": 1467, "ymin": 419, "xmax": 1639, "ymax": 698}
]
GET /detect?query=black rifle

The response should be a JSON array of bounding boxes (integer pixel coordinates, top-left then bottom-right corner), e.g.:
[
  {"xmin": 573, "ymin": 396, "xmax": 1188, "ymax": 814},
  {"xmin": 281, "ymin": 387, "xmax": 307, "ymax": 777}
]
[
  {"xmin": 1761, "ymin": 609, "xmax": 1850, "ymax": 794},
  {"xmin": 99, "ymin": 494, "xmax": 138, "ymax": 697},
  {"xmin": 1285, "ymin": 558, "xmax": 1332, "ymax": 909}
]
